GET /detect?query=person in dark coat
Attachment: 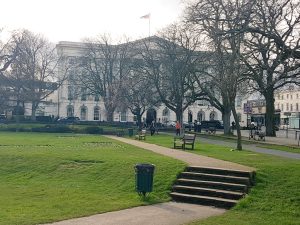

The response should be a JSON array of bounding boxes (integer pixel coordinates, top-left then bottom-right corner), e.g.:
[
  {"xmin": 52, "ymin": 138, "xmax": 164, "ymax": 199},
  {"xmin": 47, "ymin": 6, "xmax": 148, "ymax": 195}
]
[{"xmin": 150, "ymin": 121, "xmax": 155, "ymax": 136}]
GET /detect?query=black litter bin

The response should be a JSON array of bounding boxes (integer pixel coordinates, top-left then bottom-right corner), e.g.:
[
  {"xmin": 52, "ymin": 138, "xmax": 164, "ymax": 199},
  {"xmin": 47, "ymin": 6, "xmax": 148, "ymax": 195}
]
[
  {"xmin": 134, "ymin": 163, "xmax": 155, "ymax": 196},
  {"xmin": 128, "ymin": 128, "xmax": 134, "ymax": 137}
]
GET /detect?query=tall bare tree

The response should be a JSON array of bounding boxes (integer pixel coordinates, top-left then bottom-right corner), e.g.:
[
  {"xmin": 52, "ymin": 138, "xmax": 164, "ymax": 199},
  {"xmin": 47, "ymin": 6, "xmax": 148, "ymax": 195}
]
[
  {"xmin": 185, "ymin": 0, "xmax": 253, "ymax": 149},
  {"xmin": 0, "ymin": 30, "xmax": 23, "ymax": 114},
  {"xmin": 119, "ymin": 64, "xmax": 159, "ymax": 129},
  {"xmin": 77, "ymin": 35, "xmax": 133, "ymax": 122},
  {"xmin": 239, "ymin": 0, "xmax": 300, "ymax": 136},
  {"xmin": 140, "ymin": 24, "xmax": 206, "ymax": 131},
  {"xmin": 10, "ymin": 30, "xmax": 67, "ymax": 121}
]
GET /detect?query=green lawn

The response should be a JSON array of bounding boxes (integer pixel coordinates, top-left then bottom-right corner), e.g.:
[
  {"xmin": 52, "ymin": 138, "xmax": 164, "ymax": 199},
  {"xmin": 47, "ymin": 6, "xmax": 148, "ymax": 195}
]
[
  {"xmin": 143, "ymin": 134, "xmax": 300, "ymax": 225},
  {"xmin": 0, "ymin": 132, "xmax": 185, "ymax": 225}
]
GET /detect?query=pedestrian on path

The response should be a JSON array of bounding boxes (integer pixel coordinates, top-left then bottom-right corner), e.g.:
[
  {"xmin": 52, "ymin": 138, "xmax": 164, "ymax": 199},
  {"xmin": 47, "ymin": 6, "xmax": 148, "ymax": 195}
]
[
  {"xmin": 175, "ymin": 121, "xmax": 181, "ymax": 136},
  {"xmin": 150, "ymin": 121, "xmax": 155, "ymax": 136}
]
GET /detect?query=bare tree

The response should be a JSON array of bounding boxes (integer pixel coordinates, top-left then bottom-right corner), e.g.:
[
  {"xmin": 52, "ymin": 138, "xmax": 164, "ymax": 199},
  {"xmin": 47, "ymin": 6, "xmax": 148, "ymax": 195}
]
[
  {"xmin": 244, "ymin": 0, "xmax": 300, "ymax": 60},
  {"xmin": 140, "ymin": 24, "xmax": 206, "ymax": 131},
  {"xmin": 119, "ymin": 64, "xmax": 159, "ymax": 129},
  {"xmin": 0, "ymin": 30, "xmax": 23, "ymax": 114},
  {"xmin": 239, "ymin": 0, "xmax": 300, "ymax": 136},
  {"xmin": 77, "ymin": 35, "xmax": 133, "ymax": 122},
  {"xmin": 185, "ymin": 0, "xmax": 253, "ymax": 149},
  {"xmin": 9, "ymin": 30, "xmax": 67, "ymax": 121}
]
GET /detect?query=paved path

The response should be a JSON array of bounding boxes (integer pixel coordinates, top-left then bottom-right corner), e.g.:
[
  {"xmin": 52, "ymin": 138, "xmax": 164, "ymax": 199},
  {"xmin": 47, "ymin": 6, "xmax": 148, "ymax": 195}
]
[
  {"xmin": 43, "ymin": 202, "xmax": 225, "ymax": 225},
  {"xmin": 108, "ymin": 136, "xmax": 255, "ymax": 172}
]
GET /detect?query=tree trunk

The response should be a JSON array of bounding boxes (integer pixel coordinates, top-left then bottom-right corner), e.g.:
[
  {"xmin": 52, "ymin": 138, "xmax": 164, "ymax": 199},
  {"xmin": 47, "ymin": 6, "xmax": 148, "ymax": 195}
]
[
  {"xmin": 264, "ymin": 90, "xmax": 276, "ymax": 136},
  {"xmin": 106, "ymin": 109, "xmax": 114, "ymax": 122},
  {"xmin": 222, "ymin": 108, "xmax": 232, "ymax": 135},
  {"xmin": 137, "ymin": 114, "xmax": 142, "ymax": 130},
  {"xmin": 31, "ymin": 102, "xmax": 37, "ymax": 121},
  {"xmin": 15, "ymin": 100, "xmax": 20, "ymax": 132},
  {"xmin": 232, "ymin": 106, "xmax": 242, "ymax": 150},
  {"xmin": 175, "ymin": 109, "xmax": 183, "ymax": 135}
]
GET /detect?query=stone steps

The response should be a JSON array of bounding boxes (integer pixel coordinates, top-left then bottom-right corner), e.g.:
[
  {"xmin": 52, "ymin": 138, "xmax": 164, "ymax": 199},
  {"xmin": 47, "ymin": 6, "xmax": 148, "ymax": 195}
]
[
  {"xmin": 173, "ymin": 185, "xmax": 244, "ymax": 200},
  {"xmin": 170, "ymin": 192, "xmax": 238, "ymax": 209},
  {"xmin": 171, "ymin": 166, "xmax": 255, "ymax": 209}
]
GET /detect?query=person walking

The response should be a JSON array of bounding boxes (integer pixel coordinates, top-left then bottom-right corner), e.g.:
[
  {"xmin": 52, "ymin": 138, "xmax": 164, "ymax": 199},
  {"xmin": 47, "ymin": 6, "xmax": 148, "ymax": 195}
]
[
  {"xmin": 231, "ymin": 121, "xmax": 235, "ymax": 134},
  {"xmin": 197, "ymin": 121, "xmax": 201, "ymax": 133},
  {"xmin": 175, "ymin": 121, "xmax": 181, "ymax": 136},
  {"xmin": 150, "ymin": 121, "xmax": 156, "ymax": 136}
]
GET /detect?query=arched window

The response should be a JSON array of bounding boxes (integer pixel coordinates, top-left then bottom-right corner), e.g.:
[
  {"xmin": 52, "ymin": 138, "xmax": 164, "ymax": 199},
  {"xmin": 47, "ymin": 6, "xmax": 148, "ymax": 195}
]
[
  {"xmin": 197, "ymin": 111, "xmax": 205, "ymax": 122},
  {"xmin": 94, "ymin": 107, "xmax": 100, "ymax": 120},
  {"xmin": 67, "ymin": 105, "xmax": 74, "ymax": 117},
  {"xmin": 188, "ymin": 111, "xmax": 193, "ymax": 123},
  {"xmin": 68, "ymin": 86, "xmax": 74, "ymax": 100},
  {"xmin": 120, "ymin": 111, "xmax": 127, "ymax": 122},
  {"xmin": 80, "ymin": 106, "xmax": 87, "ymax": 120},
  {"xmin": 162, "ymin": 108, "xmax": 169, "ymax": 116},
  {"xmin": 209, "ymin": 111, "xmax": 217, "ymax": 121},
  {"xmin": 162, "ymin": 108, "xmax": 170, "ymax": 123}
]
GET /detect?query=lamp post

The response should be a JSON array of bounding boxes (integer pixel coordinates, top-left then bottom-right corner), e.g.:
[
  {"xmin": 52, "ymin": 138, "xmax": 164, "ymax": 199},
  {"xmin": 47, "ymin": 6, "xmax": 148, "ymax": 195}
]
[{"xmin": 284, "ymin": 112, "xmax": 291, "ymax": 138}]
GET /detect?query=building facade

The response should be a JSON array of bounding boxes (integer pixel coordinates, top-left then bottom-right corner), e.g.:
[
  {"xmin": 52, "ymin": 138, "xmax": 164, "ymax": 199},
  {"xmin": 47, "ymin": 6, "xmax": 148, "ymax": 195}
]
[{"xmin": 49, "ymin": 40, "xmax": 223, "ymax": 125}]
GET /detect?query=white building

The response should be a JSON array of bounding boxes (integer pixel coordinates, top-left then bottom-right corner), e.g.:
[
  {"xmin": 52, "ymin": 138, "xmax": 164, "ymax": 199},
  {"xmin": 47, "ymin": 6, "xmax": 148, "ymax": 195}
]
[
  {"xmin": 275, "ymin": 86, "xmax": 300, "ymax": 128},
  {"xmin": 44, "ymin": 40, "xmax": 222, "ymax": 124},
  {"xmin": 236, "ymin": 87, "xmax": 300, "ymax": 129}
]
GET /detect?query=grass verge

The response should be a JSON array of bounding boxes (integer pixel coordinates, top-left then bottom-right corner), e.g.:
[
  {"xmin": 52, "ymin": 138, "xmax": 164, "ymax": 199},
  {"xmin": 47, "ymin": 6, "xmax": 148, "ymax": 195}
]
[
  {"xmin": 0, "ymin": 132, "xmax": 185, "ymax": 225},
  {"xmin": 142, "ymin": 134, "xmax": 300, "ymax": 225}
]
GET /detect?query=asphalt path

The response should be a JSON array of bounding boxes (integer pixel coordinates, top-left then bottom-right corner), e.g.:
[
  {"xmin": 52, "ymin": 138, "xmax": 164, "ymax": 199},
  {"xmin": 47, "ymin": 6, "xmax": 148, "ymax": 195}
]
[{"xmin": 198, "ymin": 136, "xmax": 300, "ymax": 160}]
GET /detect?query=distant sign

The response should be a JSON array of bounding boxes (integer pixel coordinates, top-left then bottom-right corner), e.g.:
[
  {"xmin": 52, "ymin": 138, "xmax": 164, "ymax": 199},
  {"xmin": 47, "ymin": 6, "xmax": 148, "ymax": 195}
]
[{"xmin": 243, "ymin": 103, "xmax": 252, "ymax": 114}]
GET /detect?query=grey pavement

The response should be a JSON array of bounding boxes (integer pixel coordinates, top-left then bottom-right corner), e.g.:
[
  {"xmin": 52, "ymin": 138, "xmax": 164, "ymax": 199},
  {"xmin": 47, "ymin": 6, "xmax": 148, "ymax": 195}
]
[
  {"xmin": 199, "ymin": 136, "xmax": 300, "ymax": 160},
  {"xmin": 239, "ymin": 129, "xmax": 300, "ymax": 146},
  {"xmin": 43, "ymin": 202, "xmax": 225, "ymax": 225},
  {"xmin": 205, "ymin": 129, "xmax": 300, "ymax": 159}
]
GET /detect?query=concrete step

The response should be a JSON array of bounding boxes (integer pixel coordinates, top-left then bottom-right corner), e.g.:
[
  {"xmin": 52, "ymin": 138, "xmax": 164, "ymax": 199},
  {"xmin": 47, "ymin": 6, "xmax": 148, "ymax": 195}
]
[
  {"xmin": 180, "ymin": 172, "xmax": 251, "ymax": 186},
  {"xmin": 173, "ymin": 185, "xmax": 244, "ymax": 200},
  {"xmin": 170, "ymin": 192, "xmax": 237, "ymax": 209},
  {"xmin": 186, "ymin": 166, "xmax": 255, "ymax": 185},
  {"xmin": 175, "ymin": 178, "xmax": 248, "ymax": 192}
]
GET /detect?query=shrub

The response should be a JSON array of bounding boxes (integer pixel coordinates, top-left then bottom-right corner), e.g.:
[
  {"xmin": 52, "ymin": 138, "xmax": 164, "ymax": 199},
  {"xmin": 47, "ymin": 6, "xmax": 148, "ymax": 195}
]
[
  {"xmin": 32, "ymin": 125, "xmax": 72, "ymax": 133},
  {"xmin": 84, "ymin": 126, "xmax": 103, "ymax": 134}
]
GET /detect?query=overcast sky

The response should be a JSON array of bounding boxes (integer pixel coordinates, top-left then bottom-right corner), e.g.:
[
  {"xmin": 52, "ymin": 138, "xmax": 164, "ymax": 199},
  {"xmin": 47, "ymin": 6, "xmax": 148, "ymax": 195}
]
[{"xmin": 0, "ymin": 0, "xmax": 185, "ymax": 43}]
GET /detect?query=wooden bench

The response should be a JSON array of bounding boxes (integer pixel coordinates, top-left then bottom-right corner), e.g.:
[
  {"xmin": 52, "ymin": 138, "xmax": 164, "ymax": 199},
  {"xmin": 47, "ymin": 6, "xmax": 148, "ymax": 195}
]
[
  {"xmin": 206, "ymin": 127, "xmax": 216, "ymax": 134},
  {"xmin": 174, "ymin": 134, "xmax": 196, "ymax": 150},
  {"xmin": 116, "ymin": 129, "xmax": 125, "ymax": 137},
  {"xmin": 135, "ymin": 129, "xmax": 146, "ymax": 140},
  {"xmin": 256, "ymin": 126, "xmax": 266, "ymax": 141}
]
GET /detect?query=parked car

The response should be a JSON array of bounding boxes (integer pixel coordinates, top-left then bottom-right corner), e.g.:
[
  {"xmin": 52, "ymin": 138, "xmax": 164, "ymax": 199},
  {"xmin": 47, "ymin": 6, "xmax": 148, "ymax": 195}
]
[
  {"xmin": 57, "ymin": 116, "xmax": 80, "ymax": 124},
  {"xmin": 184, "ymin": 122, "xmax": 194, "ymax": 129},
  {"xmin": 163, "ymin": 121, "xmax": 176, "ymax": 127},
  {"xmin": 0, "ymin": 114, "xmax": 7, "ymax": 123},
  {"xmin": 201, "ymin": 120, "xmax": 224, "ymax": 129}
]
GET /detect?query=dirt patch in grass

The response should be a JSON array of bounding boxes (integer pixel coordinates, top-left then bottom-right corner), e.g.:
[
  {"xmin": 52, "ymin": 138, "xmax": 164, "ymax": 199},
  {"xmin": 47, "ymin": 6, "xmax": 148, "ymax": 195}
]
[{"xmin": 83, "ymin": 141, "xmax": 124, "ymax": 148}]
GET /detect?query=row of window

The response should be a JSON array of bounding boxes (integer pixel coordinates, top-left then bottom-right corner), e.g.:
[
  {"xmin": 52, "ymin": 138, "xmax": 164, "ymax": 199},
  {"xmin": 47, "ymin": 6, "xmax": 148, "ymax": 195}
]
[
  {"xmin": 66, "ymin": 105, "xmax": 128, "ymax": 121},
  {"xmin": 277, "ymin": 93, "xmax": 299, "ymax": 100},
  {"xmin": 277, "ymin": 103, "xmax": 299, "ymax": 112},
  {"xmin": 67, "ymin": 86, "xmax": 100, "ymax": 101},
  {"xmin": 67, "ymin": 105, "xmax": 101, "ymax": 120}
]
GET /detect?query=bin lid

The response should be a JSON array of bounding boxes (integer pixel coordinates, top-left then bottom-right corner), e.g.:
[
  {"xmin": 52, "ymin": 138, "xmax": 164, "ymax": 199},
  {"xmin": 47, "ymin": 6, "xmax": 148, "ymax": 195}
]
[{"xmin": 135, "ymin": 163, "xmax": 155, "ymax": 170}]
